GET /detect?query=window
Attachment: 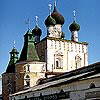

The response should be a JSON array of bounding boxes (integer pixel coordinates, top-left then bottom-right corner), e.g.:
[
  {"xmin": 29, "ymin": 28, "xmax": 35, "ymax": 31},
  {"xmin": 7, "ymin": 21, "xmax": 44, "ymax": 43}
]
[
  {"xmin": 56, "ymin": 61, "xmax": 59, "ymax": 68},
  {"xmin": 25, "ymin": 96, "xmax": 27, "ymax": 100},
  {"xmin": 24, "ymin": 64, "xmax": 30, "ymax": 72},
  {"xmin": 56, "ymin": 58, "xmax": 62, "ymax": 69},
  {"xmin": 89, "ymin": 83, "xmax": 96, "ymax": 89},
  {"xmin": 75, "ymin": 55, "xmax": 81, "ymax": 69},
  {"xmin": 55, "ymin": 57, "xmax": 63, "ymax": 69},
  {"xmin": 54, "ymin": 52, "xmax": 63, "ymax": 69},
  {"xmin": 26, "ymin": 81, "xmax": 30, "ymax": 87},
  {"xmin": 29, "ymin": 35, "xmax": 32, "ymax": 40},
  {"xmin": 7, "ymin": 76, "xmax": 10, "ymax": 84},
  {"xmin": 24, "ymin": 66, "xmax": 26, "ymax": 72},
  {"xmin": 24, "ymin": 75, "xmax": 30, "ymax": 87},
  {"xmin": 27, "ymin": 64, "xmax": 30, "ymax": 72}
]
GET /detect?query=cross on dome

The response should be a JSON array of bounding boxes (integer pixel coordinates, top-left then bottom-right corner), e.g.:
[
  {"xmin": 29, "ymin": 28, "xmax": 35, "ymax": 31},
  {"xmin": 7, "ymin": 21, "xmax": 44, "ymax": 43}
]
[
  {"xmin": 13, "ymin": 40, "xmax": 16, "ymax": 48},
  {"xmin": 73, "ymin": 10, "xmax": 76, "ymax": 22},
  {"xmin": 54, "ymin": 0, "xmax": 57, "ymax": 7},
  {"xmin": 48, "ymin": 4, "xmax": 52, "ymax": 15},
  {"xmin": 35, "ymin": 16, "xmax": 38, "ymax": 26},
  {"xmin": 25, "ymin": 18, "xmax": 30, "ymax": 30}
]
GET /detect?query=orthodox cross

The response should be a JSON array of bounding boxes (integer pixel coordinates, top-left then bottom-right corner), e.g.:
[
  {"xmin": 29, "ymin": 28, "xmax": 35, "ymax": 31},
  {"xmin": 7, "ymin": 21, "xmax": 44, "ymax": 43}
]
[
  {"xmin": 73, "ymin": 10, "xmax": 76, "ymax": 22},
  {"xmin": 25, "ymin": 18, "xmax": 30, "ymax": 30},
  {"xmin": 35, "ymin": 15, "xmax": 38, "ymax": 26},
  {"xmin": 48, "ymin": 4, "xmax": 52, "ymax": 15},
  {"xmin": 54, "ymin": 0, "xmax": 57, "ymax": 7},
  {"xmin": 13, "ymin": 40, "xmax": 15, "ymax": 48}
]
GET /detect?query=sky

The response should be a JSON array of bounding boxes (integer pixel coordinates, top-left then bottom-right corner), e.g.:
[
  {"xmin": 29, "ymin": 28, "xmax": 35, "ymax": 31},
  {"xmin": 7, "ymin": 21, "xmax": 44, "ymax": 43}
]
[{"xmin": 0, "ymin": 0, "xmax": 100, "ymax": 93}]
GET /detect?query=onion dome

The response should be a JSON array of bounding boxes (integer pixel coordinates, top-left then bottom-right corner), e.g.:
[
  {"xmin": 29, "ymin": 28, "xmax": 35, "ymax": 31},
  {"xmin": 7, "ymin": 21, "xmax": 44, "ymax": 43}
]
[
  {"xmin": 45, "ymin": 2, "xmax": 65, "ymax": 27},
  {"xmin": 69, "ymin": 21, "xmax": 80, "ymax": 32},
  {"xmin": 51, "ymin": 6, "xmax": 65, "ymax": 25},
  {"xmin": 32, "ymin": 25, "xmax": 42, "ymax": 36},
  {"xmin": 45, "ymin": 15, "xmax": 56, "ymax": 27}
]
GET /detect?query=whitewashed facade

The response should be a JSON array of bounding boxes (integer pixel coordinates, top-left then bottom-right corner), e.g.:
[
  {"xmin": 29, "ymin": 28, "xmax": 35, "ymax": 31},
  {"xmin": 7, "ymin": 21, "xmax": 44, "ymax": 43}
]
[
  {"xmin": 10, "ymin": 62, "xmax": 100, "ymax": 100},
  {"xmin": 46, "ymin": 38, "xmax": 88, "ymax": 72}
]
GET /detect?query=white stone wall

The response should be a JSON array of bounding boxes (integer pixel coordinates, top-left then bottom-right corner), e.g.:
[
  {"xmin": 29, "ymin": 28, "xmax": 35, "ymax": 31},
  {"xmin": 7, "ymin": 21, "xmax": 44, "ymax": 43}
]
[
  {"xmin": 10, "ymin": 76, "xmax": 100, "ymax": 100},
  {"xmin": 47, "ymin": 25, "xmax": 62, "ymax": 38},
  {"xmin": 46, "ymin": 39, "xmax": 88, "ymax": 72},
  {"xmin": 15, "ymin": 62, "xmax": 46, "ymax": 90}
]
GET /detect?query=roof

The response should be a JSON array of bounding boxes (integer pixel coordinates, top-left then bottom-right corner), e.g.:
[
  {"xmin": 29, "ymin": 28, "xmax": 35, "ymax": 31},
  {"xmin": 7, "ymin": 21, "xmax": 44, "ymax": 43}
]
[
  {"xmin": 6, "ymin": 47, "xmax": 19, "ymax": 73},
  {"xmin": 39, "ymin": 62, "xmax": 100, "ymax": 84},
  {"xmin": 69, "ymin": 21, "xmax": 80, "ymax": 32},
  {"xmin": 36, "ymin": 37, "xmax": 88, "ymax": 45},
  {"xmin": 11, "ymin": 62, "xmax": 100, "ymax": 96},
  {"xmin": 32, "ymin": 25, "xmax": 42, "ymax": 36},
  {"xmin": 45, "ymin": 2, "xmax": 65, "ymax": 27},
  {"xmin": 18, "ymin": 29, "xmax": 40, "ymax": 62}
]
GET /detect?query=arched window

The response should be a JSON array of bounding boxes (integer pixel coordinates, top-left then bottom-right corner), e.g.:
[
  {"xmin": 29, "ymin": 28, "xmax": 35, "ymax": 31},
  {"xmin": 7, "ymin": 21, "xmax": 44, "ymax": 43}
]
[
  {"xmin": 24, "ymin": 75, "xmax": 30, "ymax": 87},
  {"xmin": 89, "ymin": 83, "xmax": 96, "ymax": 89},
  {"xmin": 24, "ymin": 66, "xmax": 26, "ymax": 72},
  {"xmin": 56, "ymin": 58, "xmax": 62, "ymax": 69},
  {"xmin": 75, "ymin": 55, "xmax": 81, "ymax": 69},
  {"xmin": 23, "ymin": 64, "xmax": 30, "ymax": 72},
  {"xmin": 27, "ymin": 64, "xmax": 30, "ymax": 72},
  {"xmin": 54, "ymin": 51, "xmax": 63, "ymax": 69},
  {"xmin": 7, "ymin": 76, "xmax": 10, "ymax": 84}
]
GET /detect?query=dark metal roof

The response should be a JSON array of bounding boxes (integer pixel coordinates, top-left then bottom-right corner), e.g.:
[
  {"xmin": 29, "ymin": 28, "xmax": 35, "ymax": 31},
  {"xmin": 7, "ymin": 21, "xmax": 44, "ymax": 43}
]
[
  {"xmin": 45, "ymin": 5, "xmax": 65, "ymax": 27},
  {"xmin": 39, "ymin": 62, "xmax": 100, "ymax": 84},
  {"xmin": 69, "ymin": 21, "xmax": 80, "ymax": 32},
  {"xmin": 32, "ymin": 25, "xmax": 42, "ymax": 36}
]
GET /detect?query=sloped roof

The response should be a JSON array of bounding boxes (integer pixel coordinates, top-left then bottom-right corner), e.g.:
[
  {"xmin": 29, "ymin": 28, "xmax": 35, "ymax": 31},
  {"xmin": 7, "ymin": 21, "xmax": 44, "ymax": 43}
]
[
  {"xmin": 39, "ymin": 62, "xmax": 100, "ymax": 84},
  {"xmin": 6, "ymin": 47, "xmax": 19, "ymax": 73},
  {"xmin": 19, "ymin": 29, "xmax": 40, "ymax": 62},
  {"xmin": 11, "ymin": 62, "xmax": 100, "ymax": 96}
]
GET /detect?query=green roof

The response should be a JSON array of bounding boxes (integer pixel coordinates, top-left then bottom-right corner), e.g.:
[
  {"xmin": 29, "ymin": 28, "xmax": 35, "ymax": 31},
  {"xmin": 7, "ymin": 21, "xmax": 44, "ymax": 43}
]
[
  {"xmin": 19, "ymin": 29, "xmax": 40, "ymax": 62},
  {"xmin": 6, "ymin": 47, "xmax": 19, "ymax": 73}
]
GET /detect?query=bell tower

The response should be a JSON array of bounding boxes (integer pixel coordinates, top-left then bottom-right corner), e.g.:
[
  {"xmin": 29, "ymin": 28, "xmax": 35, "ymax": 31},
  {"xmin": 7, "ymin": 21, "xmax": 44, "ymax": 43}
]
[{"xmin": 2, "ymin": 45, "xmax": 19, "ymax": 100}]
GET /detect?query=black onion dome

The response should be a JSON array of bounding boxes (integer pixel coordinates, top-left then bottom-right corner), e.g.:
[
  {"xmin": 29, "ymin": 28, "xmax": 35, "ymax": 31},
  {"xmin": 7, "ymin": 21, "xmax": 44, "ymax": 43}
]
[
  {"xmin": 45, "ymin": 15, "xmax": 56, "ymax": 27},
  {"xmin": 69, "ymin": 21, "xmax": 80, "ymax": 32},
  {"xmin": 32, "ymin": 25, "xmax": 42, "ymax": 36},
  {"xmin": 51, "ymin": 6, "xmax": 65, "ymax": 25}
]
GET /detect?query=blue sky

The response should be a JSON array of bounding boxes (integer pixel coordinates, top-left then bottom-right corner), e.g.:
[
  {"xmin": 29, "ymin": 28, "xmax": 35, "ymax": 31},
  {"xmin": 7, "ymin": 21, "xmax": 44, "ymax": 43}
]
[{"xmin": 0, "ymin": 0, "xmax": 100, "ymax": 93}]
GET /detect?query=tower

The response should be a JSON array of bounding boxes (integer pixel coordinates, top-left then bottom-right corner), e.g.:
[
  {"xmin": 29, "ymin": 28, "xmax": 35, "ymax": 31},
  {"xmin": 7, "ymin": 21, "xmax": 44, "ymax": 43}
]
[
  {"xmin": 2, "ymin": 46, "xmax": 19, "ymax": 100},
  {"xmin": 15, "ymin": 28, "xmax": 46, "ymax": 92},
  {"xmin": 19, "ymin": 28, "xmax": 40, "ymax": 61}
]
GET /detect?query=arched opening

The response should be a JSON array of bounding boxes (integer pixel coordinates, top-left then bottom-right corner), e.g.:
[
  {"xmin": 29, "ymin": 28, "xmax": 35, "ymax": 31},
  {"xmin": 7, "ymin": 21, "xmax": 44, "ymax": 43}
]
[
  {"xmin": 54, "ymin": 52, "xmax": 63, "ymax": 69},
  {"xmin": 89, "ymin": 83, "xmax": 96, "ymax": 89},
  {"xmin": 24, "ymin": 75, "xmax": 30, "ymax": 87},
  {"xmin": 75, "ymin": 55, "xmax": 81, "ymax": 69}
]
